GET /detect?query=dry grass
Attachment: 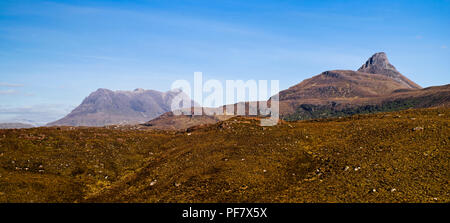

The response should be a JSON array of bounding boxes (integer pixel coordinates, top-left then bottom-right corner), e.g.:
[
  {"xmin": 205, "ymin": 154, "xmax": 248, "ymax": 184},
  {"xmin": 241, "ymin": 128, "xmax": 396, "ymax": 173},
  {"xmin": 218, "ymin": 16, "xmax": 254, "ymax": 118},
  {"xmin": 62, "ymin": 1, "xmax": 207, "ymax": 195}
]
[{"xmin": 0, "ymin": 108, "xmax": 448, "ymax": 203}]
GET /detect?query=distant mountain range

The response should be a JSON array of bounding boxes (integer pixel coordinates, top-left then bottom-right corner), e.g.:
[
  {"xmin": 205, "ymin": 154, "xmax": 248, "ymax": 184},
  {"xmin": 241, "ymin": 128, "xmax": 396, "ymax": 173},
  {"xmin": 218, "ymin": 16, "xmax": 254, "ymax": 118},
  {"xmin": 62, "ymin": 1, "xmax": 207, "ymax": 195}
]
[
  {"xmin": 46, "ymin": 52, "xmax": 449, "ymax": 128},
  {"xmin": 0, "ymin": 123, "xmax": 35, "ymax": 129},
  {"xmin": 47, "ymin": 88, "xmax": 195, "ymax": 127}
]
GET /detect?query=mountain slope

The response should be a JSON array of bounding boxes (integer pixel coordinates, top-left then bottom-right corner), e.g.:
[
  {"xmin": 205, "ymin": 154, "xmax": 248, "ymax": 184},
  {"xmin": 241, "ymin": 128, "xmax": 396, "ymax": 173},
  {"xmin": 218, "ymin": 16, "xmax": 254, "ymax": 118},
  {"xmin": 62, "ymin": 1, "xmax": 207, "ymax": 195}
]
[
  {"xmin": 142, "ymin": 110, "xmax": 221, "ymax": 130},
  {"xmin": 47, "ymin": 88, "xmax": 195, "ymax": 127},
  {"xmin": 279, "ymin": 70, "xmax": 408, "ymax": 101},
  {"xmin": 283, "ymin": 84, "xmax": 450, "ymax": 121}
]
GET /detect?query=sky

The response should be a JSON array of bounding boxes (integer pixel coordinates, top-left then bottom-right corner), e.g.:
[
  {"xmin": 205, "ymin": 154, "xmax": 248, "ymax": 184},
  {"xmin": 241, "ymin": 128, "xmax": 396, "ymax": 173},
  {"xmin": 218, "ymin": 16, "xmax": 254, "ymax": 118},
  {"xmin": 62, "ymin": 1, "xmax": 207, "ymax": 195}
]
[{"xmin": 0, "ymin": 0, "xmax": 449, "ymax": 125}]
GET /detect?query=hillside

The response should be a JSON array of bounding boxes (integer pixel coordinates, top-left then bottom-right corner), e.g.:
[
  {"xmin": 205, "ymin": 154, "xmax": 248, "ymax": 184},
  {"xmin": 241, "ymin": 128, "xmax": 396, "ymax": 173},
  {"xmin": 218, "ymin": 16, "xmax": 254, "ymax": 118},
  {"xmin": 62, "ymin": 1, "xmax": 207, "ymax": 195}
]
[
  {"xmin": 283, "ymin": 84, "xmax": 450, "ymax": 121},
  {"xmin": 0, "ymin": 108, "xmax": 448, "ymax": 203},
  {"xmin": 142, "ymin": 111, "xmax": 223, "ymax": 131}
]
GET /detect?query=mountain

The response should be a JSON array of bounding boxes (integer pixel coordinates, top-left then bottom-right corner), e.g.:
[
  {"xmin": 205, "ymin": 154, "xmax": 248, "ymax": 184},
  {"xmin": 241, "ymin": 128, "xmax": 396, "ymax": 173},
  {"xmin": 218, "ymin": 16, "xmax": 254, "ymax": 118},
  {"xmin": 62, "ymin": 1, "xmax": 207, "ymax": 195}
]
[
  {"xmin": 0, "ymin": 123, "xmax": 34, "ymax": 129},
  {"xmin": 278, "ymin": 52, "xmax": 423, "ymax": 115},
  {"xmin": 47, "ymin": 88, "xmax": 196, "ymax": 127}
]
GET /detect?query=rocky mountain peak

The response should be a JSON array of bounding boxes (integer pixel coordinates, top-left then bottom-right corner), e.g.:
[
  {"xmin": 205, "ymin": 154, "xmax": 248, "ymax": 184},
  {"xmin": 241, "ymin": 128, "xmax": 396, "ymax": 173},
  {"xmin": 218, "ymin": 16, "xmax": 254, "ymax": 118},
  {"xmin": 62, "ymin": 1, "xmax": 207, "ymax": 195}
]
[
  {"xmin": 357, "ymin": 52, "xmax": 421, "ymax": 89},
  {"xmin": 358, "ymin": 52, "xmax": 397, "ymax": 74}
]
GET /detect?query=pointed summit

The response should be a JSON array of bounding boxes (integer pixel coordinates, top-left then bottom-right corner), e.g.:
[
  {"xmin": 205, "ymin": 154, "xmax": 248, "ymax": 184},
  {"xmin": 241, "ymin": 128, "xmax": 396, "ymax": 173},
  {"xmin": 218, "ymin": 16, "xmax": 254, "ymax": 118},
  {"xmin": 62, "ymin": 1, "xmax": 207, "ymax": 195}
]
[
  {"xmin": 358, "ymin": 52, "xmax": 421, "ymax": 89},
  {"xmin": 358, "ymin": 52, "xmax": 396, "ymax": 74}
]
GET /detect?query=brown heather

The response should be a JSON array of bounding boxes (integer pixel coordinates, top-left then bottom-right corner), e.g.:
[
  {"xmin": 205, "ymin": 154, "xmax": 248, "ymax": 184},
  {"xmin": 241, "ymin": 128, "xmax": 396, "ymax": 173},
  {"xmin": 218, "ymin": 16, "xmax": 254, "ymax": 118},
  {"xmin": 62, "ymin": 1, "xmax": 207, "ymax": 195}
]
[{"xmin": 0, "ymin": 108, "xmax": 448, "ymax": 203}]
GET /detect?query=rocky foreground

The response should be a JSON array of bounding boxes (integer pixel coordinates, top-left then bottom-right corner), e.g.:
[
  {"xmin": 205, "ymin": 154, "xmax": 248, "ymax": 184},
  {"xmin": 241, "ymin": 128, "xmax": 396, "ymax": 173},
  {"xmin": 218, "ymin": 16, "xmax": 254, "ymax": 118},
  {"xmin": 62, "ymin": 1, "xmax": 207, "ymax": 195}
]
[{"xmin": 0, "ymin": 108, "xmax": 448, "ymax": 203}]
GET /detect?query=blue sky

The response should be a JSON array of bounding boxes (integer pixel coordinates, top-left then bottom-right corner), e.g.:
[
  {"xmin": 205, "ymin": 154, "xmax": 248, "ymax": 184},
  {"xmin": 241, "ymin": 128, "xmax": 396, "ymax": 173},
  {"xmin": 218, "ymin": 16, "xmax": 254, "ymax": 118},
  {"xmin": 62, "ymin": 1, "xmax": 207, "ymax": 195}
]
[{"xmin": 0, "ymin": 0, "xmax": 449, "ymax": 125}]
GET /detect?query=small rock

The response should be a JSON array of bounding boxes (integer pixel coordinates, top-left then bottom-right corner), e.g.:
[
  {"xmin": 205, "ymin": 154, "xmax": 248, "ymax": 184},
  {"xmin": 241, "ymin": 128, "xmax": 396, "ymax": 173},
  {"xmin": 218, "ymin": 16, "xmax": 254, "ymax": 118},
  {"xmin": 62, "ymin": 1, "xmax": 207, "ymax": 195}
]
[
  {"xmin": 413, "ymin": 126, "xmax": 424, "ymax": 131},
  {"xmin": 391, "ymin": 188, "xmax": 397, "ymax": 192},
  {"xmin": 304, "ymin": 177, "xmax": 317, "ymax": 182},
  {"xmin": 263, "ymin": 169, "xmax": 267, "ymax": 173},
  {"xmin": 150, "ymin": 180, "xmax": 157, "ymax": 186},
  {"xmin": 174, "ymin": 182, "xmax": 181, "ymax": 187},
  {"xmin": 354, "ymin": 167, "xmax": 361, "ymax": 171},
  {"xmin": 438, "ymin": 114, "xmax": 444, "ymax": 117},
  {"xmin": 344, "ymin": 166, "xmax": 350, "ymax": 171}
]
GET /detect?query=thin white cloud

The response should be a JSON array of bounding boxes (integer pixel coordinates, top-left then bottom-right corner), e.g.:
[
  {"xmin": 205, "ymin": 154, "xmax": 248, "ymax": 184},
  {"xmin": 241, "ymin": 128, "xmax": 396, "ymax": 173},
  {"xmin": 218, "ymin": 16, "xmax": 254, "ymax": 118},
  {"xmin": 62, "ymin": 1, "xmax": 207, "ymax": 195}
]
[
  {"xmin": 0, "ymin": 89, "xmax": 19, "ymax": 95},
  {"xmin": 442, "ymin": 45, "xmax": 448, "ymax": 49},
  {"xmin": 0, "ymin": 82, "xmax": 23, "ymax": 87}
]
